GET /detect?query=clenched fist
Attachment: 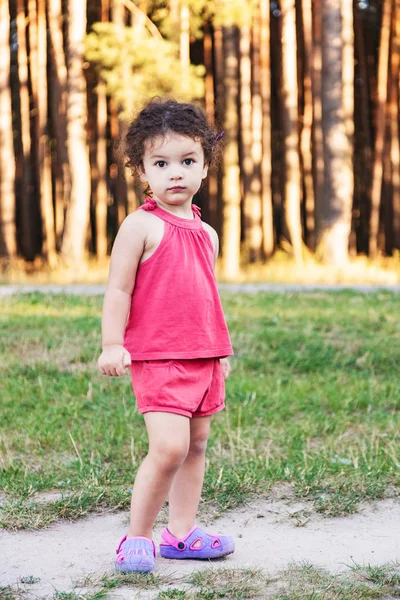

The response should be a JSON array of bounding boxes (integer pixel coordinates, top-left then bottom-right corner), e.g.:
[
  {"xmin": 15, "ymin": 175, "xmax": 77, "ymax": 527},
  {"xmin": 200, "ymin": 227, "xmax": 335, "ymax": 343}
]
[{"xmin": 98, "ymin": 344, "xmax": 131, "ymax": 377}]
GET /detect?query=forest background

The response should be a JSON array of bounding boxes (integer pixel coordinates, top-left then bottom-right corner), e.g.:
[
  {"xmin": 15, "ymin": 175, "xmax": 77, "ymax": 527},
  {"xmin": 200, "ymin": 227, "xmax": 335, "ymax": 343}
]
[{"xmin": 1, "ymin": 0, "xmax": 400, "ymax": 281}]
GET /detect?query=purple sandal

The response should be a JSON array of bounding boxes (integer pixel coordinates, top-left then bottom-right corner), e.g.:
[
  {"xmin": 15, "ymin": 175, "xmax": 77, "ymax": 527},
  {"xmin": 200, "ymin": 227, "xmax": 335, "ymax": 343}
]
[
  {"xmin": 159, "ymin": 526, "xmax": 235, "ymax": 560},
  {"xmin": 115, "ymin": 535, "xmax": 156, "ymax": 572}
]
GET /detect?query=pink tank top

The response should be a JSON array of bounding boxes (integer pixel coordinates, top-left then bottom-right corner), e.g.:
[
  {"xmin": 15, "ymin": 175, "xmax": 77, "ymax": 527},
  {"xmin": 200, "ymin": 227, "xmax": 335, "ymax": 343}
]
[{"xmin": 124, "ymin": 198, "xmax": 234, "ymax": 360}]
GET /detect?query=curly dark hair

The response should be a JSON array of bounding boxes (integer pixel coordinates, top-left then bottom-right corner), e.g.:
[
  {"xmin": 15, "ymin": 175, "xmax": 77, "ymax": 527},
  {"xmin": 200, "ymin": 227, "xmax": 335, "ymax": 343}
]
[{"xmin": 124, "ymin": 98, "xmax": 221, "ymax": 176}]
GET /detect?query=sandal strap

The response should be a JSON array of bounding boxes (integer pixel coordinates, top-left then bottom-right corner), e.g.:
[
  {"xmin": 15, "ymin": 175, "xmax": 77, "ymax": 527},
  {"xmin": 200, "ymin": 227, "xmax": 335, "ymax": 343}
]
[
  {"xmin": 161, "ymin": 526, "xmax": 220, "ymax": 551},
  {"xmin": 116, "ymin": 535, "xmax": 156, "ymax": 557}
]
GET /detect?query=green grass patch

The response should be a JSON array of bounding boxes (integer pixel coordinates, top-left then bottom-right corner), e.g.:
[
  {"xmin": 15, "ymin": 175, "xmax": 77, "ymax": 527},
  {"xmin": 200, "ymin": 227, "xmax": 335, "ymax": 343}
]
[
  {"xmin": 1, "ymin": 291, "xmax": 400, "ymax": 528},
  {"xmin": 276, "ymin": 562, "xmax": 399, "ymax": 599}
]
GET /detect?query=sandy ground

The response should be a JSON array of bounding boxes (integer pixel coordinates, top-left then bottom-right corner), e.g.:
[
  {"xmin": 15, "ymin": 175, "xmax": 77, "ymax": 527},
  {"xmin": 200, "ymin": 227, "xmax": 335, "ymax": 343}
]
[{"xmin": 1, "ymin": 494, "xmax": 400, "ymax": 597}]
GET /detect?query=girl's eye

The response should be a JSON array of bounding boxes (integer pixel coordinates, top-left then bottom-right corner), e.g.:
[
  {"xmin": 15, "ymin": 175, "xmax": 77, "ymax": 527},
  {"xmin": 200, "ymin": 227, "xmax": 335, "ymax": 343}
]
[
  {"xmin": 155, "ymin": 161, "xmax": 167, "ymax": 168},
  {"xmin": 183, "ymin": 158, "xmax": 194, "ymax": 166}
]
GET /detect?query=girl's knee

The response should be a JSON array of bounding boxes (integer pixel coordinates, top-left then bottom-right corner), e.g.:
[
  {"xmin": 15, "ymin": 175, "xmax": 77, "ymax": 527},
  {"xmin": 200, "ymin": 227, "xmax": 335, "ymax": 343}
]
[
  {"xmin": 149, "ymin": 439, "xmax": 189, "ymax": 471},
  {"xmin": 188, "ymin": 432, "xmax": 209, "ymax": 457}
]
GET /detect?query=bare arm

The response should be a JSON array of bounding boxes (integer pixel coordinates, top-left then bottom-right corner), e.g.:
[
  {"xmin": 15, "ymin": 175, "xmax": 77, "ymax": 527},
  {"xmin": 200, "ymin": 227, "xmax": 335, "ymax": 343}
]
[{"xmin": 98, "ymin": 213, "xmax": 147, "ymax": 376}]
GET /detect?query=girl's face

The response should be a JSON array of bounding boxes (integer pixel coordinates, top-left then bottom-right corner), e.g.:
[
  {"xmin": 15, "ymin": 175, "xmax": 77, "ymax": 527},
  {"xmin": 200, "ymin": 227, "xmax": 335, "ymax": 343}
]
[{"xmin": 139, "ymin": 133, "xmax": 208, "ymax": 209}]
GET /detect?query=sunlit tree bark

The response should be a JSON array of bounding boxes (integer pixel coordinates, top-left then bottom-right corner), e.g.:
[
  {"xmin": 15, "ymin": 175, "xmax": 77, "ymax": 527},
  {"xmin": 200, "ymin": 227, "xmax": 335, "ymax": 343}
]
[
  {"xmin": 16, "ymin": 0, "xmax": 35, "ymax": 259},
  {"xmin": 61, "ymin": 0, "xmax": 92, "ymax": 264},
  {"xmin": 37, "ymin": 0, "xmax": 57, "ymax": 266},
  {"xmin": 318, "ymin": 0, "xmax": 353, "ymax": 265},
  {"xmin": 369, "ymin": 0, "xmax": 392, "ymax": 257},
  {"xmin": 221, "ymin": 25, "xmax": 241, "ymax": 278},
  {"xmin": 249, "ymin": 11, "xmax": 263, "ymax": 260},
  {"xmin": 240, "ymin": 25, "xmax": 254, "ymax": 252},
  {"xmin": 213, "ymin": 21, "xmax": 225, "ymax": 235},
  {"xmin": 259, "ymin": 0, "xmax": 274, "ymax": 258},
  {"xmin": 281, "ymin": 0, "xmax": 303, "ymax": 263},
  {"xmin": 203, "ymin": 20, "xmax": 218, "ymax": 228},
  {"xmin": 391, "ymin": 0, "xmax": 400, "ymax": 249},
  {"xmin": 180, "ymin": 1, "xmax": 190, "ymax": 95},
  {"xmin": 312, "ymin": 0, "xmax": 324, "ymax": 233},
  {"xmin": 0, "ymin": 0, "xmax": 16, "ymax": 258},
  {"xmin": 48, "ymin": 0, "xmax": 70, "ymax": 247},
  {"xmin": 301, "ymin": 0, "xmax": 315, "ymax": 249},
  {"xmin": 95, "ymin": 0, "xmax": 110, "ymax": 260}
]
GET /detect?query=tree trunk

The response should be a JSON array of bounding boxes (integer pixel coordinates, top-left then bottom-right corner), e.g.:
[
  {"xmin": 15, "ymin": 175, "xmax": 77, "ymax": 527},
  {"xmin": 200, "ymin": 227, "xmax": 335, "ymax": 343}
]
[
  {"xmin": 318, "ymin": 0, "xmax": 353, "ymax": 265},
  {"xmin": 111, "ymin": 0, "xmax": 128, "ymax": 227},
  {"xmin": 259, "ymin": 0, "xmax": 274, "ymax": 258},
  {"xmin": 221, "ymin": 25, "xmax": 241, "ymax": 278},
  {"xmin": 0, "ymin": 0, "xmax": 16, "ymax": 259},
  {"xmin": 16, "ymin": 0, "xmax": 35, "ymax": 260},
  {"xmin": 38, "ymin": 0, "xmax": 57, "ymax": 266},
  {"xmin": 312, "ymin": 0, "xmax": 324, "ymax": 234},
  {"xmin": 239, "ymin": 25, "xmax": 254, "ymax": 255},
  {"xmin": 354, "ymin": 0, "xmax": 373, "ymax": 254},
  {"xmin": 48, "ymin": 0, "xmax": 70, "ymax": 248},
  {"xmin": 392, "ymin": 0, "xmax": 400, "ymax": 249},
  {"xmin": 369, "ymin": 0, "xmax": 392, "ymax": 257},
  {"xmin": 96, "ymin": 80, "xmax": 109, "ymax": 260},
  {"xmin": 281, "ymin": 0, "xmax": 303, "ymax": 263},
  {"xmin": 180, "ymin": 1, "xmax": 190, "ymax": 95},
  {"xmin": 203, "ymin": 21, "xmax": 217, "ymax": 227},
  {"xmin": 249, "ymin": 11, "xmax": 263, "ymax": 261},
  {"xmin": 213, "ymin": 22, "xmax": 225, "ymax": 236},
  {"xmin": 61, "ymin": 0, "xmax": 92, "ymax": 264},
  {"xmin": 301, "ymin": 0, "xmax": 315, "ymax": 250}
]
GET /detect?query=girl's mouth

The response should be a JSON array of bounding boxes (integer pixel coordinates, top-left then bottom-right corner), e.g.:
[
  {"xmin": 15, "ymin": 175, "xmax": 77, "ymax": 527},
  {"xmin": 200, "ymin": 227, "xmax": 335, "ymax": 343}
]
[{"xmin": 169, "ymin": 186, "xmax": 185, "ymax": 191}]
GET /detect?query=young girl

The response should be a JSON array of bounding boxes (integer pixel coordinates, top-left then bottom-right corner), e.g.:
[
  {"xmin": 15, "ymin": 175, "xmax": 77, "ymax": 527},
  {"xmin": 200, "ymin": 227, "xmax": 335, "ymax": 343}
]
[{"xmin": 97, "ymin": 99, "xmax": 235, "ymax": 573}]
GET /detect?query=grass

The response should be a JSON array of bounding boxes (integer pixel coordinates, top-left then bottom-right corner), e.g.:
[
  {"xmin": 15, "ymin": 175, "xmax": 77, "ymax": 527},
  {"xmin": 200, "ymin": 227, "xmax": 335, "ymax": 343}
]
[
  {"xmin": 1, "ymin": 291, "xmax": 400, "ymax": 529},
  {"xmin": 274, "ymin": 562, "xmax": 400, "ymax": 599},
  {"xmin": 41, "ymin": 564, "xmax": 400, "ymax": 599}
]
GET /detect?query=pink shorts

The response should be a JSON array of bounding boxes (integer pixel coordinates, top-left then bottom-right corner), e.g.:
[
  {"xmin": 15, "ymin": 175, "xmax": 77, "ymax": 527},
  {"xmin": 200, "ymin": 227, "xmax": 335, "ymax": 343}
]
[{"xmin": 130, "ymin": 358, "xmax": 225, "ymax": 418}]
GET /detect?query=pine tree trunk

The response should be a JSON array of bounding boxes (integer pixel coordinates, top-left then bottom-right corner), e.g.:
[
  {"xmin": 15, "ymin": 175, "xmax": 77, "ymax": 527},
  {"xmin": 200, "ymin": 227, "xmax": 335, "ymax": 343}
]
[
  {"xmin": 0, "ymin": 0, "xmax": 16, "ymax": 259},
  {"xmin": 48, "ymin": 0, "xmax": 70, "ymax": 248},
  {"xmin": 354, "ymin": 0, "xmax": 373, "ymax": 254},
  {"xmin": 16, "ymin": 0, "xmax": 35, "ymax": 260},
  {"xmin": 111, "ymin": 0, "xmax": 128, "ymax": 227},
  {"xmin": 392, "ymin": 0, "xmax": 400, "ymax": 249},
  {"xmin": 239, "ymin": 25, "xmax": 254, "ymax": 254},
  {"xmin": 180, "ymin": 2, "xmax": 190, "ymax": 95},
  {"xmin": 221, "ymin": 25, "xmax": 241, "ymax": 278},
  {"xmin": 281, "ymin": 0, "xmax": 303, "ymax": 263},
  {"xmin": 301, "ymin": 0, "xmax": 315, "ymax": 250},
  {"xmin": 61, "ymin": 0, "xmax": 92, "ymax": 264},
  {"xmin": 203, "ymin": 21, "xmax": 217, "ymax": 227},
  {"xmin": 318, "ymin": 0, "xmax": 353, "ymax": 265},
  {"xmin": 259, "ymin": 0, "xmax": 274, "ymax": 258},
  {"xmin": 213, "ymin": 22, "xmax": 225, "ymax": 236},
  {"xmin": 312, "ymin": 0, "xmax": 324, "ymax": 234},
  {"xmin": 249, "ymin": 12, "xmax": 263, "ymax": 261},
  {"xmin": 369, "ymin": 0, "xmax": 393, "ymax": 257},
  {"xmin": 38, "ymin": 0, "xmax": 57, "ymax": 266},
  {"xmin": 96, "ymin": 80, "xmax": 109, "ymax": 260}
]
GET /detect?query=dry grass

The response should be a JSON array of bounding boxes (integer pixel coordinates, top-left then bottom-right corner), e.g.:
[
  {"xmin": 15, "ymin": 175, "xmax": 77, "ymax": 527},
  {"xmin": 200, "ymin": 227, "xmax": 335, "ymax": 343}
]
[{"xmin": 1, "ymin": 251, "xmax": 400, "ymax": 285}]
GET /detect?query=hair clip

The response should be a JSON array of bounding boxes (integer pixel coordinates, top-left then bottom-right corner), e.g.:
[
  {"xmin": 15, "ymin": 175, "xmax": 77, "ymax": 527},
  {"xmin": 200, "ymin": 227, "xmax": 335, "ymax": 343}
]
[{"xmin": 215, "ymin": 131, "xmax": 224, "ymax": 142}]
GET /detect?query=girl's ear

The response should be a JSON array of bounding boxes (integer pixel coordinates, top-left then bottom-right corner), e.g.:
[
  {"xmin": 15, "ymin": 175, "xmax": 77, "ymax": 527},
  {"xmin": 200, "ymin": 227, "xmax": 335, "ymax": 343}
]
[
  {"xmin": 202, "ymin": 164, "xmax": 209, "ymax": 179},
  {"xmin": 138, "ymin": 165, "xmax": 148, "ymax": 183}
]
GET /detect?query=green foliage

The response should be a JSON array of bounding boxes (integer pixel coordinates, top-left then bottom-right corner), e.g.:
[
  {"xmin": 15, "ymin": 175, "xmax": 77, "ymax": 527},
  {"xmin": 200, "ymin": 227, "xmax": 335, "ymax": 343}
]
[
  {"xmin": 85, "ymin": 23, "xmax": 204, "ymax": 117},
  {"xmin": 151, "ymin": 0, "xmax": 209, "ymax": 40},
  {"xmin": 211, "ymin": 0, "xmax": 254, "ymax": 28}
]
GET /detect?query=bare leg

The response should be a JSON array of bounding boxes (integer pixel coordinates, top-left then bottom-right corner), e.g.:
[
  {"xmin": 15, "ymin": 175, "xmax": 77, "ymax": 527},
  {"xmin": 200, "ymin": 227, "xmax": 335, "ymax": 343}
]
[
  {"xmin": 127, "ymin": 412, "xmax": 190, "ymax": 540},
  {"xmin": 167, "ymin": 416, "xmax": 211, "ymax": 538}
]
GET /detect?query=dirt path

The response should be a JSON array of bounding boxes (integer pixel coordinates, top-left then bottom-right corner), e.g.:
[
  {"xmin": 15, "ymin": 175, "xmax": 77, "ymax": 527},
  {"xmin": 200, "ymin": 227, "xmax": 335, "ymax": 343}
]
[{"xmin": 2, "ymin": 496, "xmax": 399, "ymax": 597}]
